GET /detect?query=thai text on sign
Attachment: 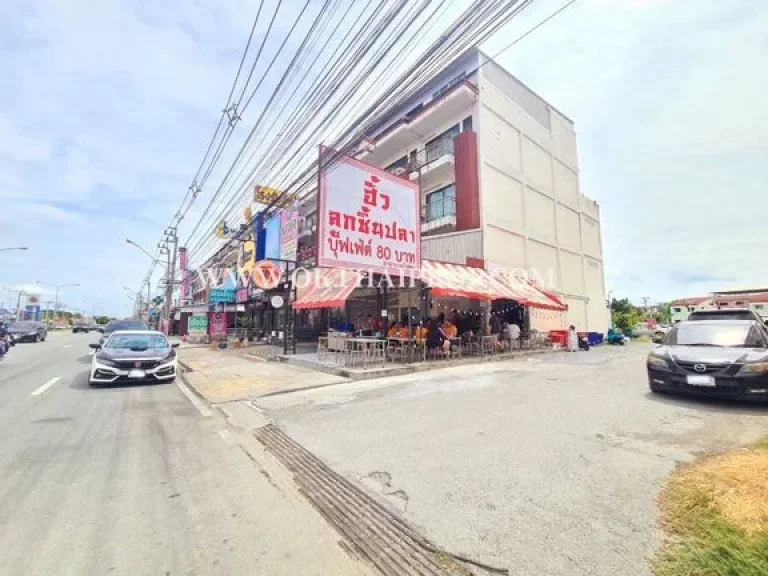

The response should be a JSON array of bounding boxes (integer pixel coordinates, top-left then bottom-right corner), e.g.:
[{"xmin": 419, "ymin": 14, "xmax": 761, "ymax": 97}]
[{"xmin": 317, "ymin": 151, "xmax": 421, "ymax": 275}]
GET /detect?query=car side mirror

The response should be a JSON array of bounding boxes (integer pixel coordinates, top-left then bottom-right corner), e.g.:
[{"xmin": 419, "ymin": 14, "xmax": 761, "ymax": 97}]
[
  {"xmin": 89, "ymin": 343, "xmax": 101, "ymax": 350},
  {"xmin": 172, "ymin": 342, "xmax": 180, "ymax": 348}
]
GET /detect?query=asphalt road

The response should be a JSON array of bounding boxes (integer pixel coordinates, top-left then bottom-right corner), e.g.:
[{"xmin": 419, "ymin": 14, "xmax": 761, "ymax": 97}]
[
  {"xmin": 0, "ymin": 331, "xmax": 367, "ymax": 576},
  {"xmin": 255, "ymin": 344, "xmax": 768, "ymax": 576}
]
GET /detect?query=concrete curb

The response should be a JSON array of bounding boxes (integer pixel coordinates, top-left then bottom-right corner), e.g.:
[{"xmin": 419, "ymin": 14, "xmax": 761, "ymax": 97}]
[
  {"xmin": 176, "ymin": 360, "xmax": 212, "ymax": 406},
  {"xmin": 276, "ymin": 347, "xmax": 561, "ymax": 382}
]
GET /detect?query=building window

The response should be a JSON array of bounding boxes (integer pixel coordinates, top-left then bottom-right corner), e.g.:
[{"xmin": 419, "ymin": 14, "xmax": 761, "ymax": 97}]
[
  {"xmin": 672, "ymin": 307, "xmax": 682, "ymax": 313},
  {"xmin": 385, "ymin": 156, "xmax": 408, "ymax": 173},
  {"xmin": 462, "ymin": 116, "xmax": 473, "ymax": 132},
  {"xmin": 755, "ymin": 304, "xmax": 764, "ymax": 310},
  {"xmin": 425, "ymin": 124, "xmax": 460, "ymax": 163},
  {"xmin": 425, "ymin": 185, "xmax": 456, "ymax": 222},
  {"xmin": 735, "ymin": 301, "xmax": 745, "ymax": 306}
]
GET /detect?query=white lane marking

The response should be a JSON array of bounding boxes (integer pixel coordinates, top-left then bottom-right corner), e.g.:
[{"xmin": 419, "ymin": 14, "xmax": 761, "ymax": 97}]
[
  {"xmin": 175, "ymin": 378, "xmax": 212, "ymax": 417},
  {"xmin": 63, "ymin": 345, "xmax": 72, "ymax": 349},
  {"xmin": 31, "ymin": 377, "xmax": 61, "ymax": 396}
]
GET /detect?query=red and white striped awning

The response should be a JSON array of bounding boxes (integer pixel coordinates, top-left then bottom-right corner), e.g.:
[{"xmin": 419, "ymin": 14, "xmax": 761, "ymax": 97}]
[
  {"xmin": 491, "ymin": 268, "xmax": 567, "ymax": 311},
  {"xmin": 293, "ymin": 268, "xmax": 360, "ymax": 309},
  {"xmin": 420, "ymin": 260, "xmax": 511, "ymax": 301},
  {"xmin": 421, "ymin": 260, "xmax": 566, "ymax": 311},
  {"xmin": 292, "ymin": 262, "xmax": 567, "ymax": 311}
]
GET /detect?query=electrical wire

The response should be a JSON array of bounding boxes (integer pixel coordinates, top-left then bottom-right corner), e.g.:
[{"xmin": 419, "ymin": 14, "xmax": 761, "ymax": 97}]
[{"xmin": 182, "ymin": 0, "xmax": 568, "ymax": 270}]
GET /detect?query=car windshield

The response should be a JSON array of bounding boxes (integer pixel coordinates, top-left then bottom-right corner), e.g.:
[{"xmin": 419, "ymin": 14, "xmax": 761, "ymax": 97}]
[
  {"xmin": 664, "ymin": 323, "xmax": 766, "ymax": 348},
  {"xmin": 105, "ymin": 334, "xmax": 170, "ymax": 351},
  {"xmin": 12, "ymin": 322, "xmax": 38, "ymax": 330},
  {"xmin": 106, "ymin": 322, "xmax": 148, "ymax": 333}
]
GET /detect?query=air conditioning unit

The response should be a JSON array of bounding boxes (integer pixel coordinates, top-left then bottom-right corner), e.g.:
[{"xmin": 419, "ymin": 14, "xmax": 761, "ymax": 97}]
[{"xmin": 391, "ymin": 167, "xmax": 407, "ymax": 176}]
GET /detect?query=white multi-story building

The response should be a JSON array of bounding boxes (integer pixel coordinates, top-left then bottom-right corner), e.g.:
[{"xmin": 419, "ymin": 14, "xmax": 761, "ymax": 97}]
[{"xmin": 298, "ymin": 48, "xmax": 609, "ymax": 332}]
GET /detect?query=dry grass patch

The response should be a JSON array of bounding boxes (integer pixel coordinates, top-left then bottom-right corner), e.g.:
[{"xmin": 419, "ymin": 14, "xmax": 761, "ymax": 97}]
[{"xmin": 652, "ymin": 439, "xmax": 768, "ymax": 576}]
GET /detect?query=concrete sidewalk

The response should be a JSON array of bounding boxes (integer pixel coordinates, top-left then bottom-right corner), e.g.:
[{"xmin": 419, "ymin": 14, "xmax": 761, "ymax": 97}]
[{"xmin": 178, "ymin": 346, "xmax": 350, "ymax": 403}]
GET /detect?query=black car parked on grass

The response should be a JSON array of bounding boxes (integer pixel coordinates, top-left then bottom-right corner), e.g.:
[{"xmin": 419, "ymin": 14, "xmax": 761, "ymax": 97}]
[
  {"xmin": 7, "ymin": 321, "xmax": 48, "ymax": 343},
  {"xmin": 647, "ymin": 320, "xmax": 768, "ymax": 402}
]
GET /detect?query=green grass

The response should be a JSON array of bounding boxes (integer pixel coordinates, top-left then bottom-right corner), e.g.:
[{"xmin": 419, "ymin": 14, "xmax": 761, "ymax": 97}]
[{"xmin": 652, "ymin": 443, "xmax": 768, "ymax": 576}]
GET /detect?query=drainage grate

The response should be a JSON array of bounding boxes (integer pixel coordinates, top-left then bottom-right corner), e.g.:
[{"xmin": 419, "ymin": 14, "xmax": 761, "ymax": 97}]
[{"xmin": 255, "ymin": 424, "xmax": 471, "ymax": 576}]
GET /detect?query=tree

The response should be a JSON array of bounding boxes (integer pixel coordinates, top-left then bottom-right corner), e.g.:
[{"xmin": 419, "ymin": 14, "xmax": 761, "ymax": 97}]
[
  {"xmin": 611, "ymin": 298, "xmax": 642, "ymax": 334},
  {"xmin": 652, "ymin": 303, "xmax": 671, "ymax": 324}
]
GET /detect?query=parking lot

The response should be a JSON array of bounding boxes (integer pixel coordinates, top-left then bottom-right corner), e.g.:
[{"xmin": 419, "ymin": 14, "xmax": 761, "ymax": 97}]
[{"xmin": 254, "ymin": 344, "xmax": 768, "ymax": 576}]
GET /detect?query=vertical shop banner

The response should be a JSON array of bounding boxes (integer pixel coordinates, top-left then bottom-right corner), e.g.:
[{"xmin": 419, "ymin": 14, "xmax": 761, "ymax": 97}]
[
  {"xmin": 209, "ymin": 312, "xmax": 227, "ymax": 339},
  {"xmin": 188, "ymin": 315, "xmax": 208, "ymax": 336},
  {"xmin": 280, "ymin": 203, "xmax": 299, "ymax": 262},
  {"xmin": 253, "ymin": 211, "xmax": 265, "ymax": 260},
  {"xmin": 178, "ymin": 247, "xmax": 189, "ymax": 304},
  {"xmin": 264, "ymin": 213, "xmax": 281, "ymax": 261},
  {"xmin": 318, "ymin": 150, "xmax": 421, "ymax": 275}
]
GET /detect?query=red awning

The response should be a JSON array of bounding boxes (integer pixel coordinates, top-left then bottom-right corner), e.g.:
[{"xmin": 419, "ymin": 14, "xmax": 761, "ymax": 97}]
[
  {"xmin": 490, "ymin": 268, "xmax": 567, "ymax": 311},
  {"xmin": 422, "ymin": 260, "xmax": 566, "ymax": 311},
  {"xmin": 420, "ymin": 260, "xmax": 513, "ymax": 301},
  {"xmin": 293, "ymin": 268, "xmax": 360, "ymax": 309}
]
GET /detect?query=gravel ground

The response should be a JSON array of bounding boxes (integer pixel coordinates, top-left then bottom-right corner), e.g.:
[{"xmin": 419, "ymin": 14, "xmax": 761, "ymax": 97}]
[{"xmin": 254, "ymin": 343, "xmax": 768, "ymax": 576}]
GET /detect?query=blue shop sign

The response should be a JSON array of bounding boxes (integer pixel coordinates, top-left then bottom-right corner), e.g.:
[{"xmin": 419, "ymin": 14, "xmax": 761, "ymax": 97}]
[{"xmin": 208, "ymin": 288, "xmax": 236, "ymax": 304}]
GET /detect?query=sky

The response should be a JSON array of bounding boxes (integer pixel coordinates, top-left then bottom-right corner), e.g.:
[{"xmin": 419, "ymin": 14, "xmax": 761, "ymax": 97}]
[{"xmin": 1, "ymin": 0, "xmax": 766, "ymax": 316}]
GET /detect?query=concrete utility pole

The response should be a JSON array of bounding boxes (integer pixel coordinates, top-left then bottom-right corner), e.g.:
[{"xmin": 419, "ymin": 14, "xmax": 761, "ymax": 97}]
[
  {"xmin": 161, "ymin": 227, "xmax": 178, "ymax": 334},
  {"xmin": 15, "ymin": 290, "xmax": 25, "ymax": 321}
]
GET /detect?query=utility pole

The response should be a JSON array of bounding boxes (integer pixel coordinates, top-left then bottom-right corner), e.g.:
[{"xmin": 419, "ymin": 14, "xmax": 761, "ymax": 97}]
[
  {"xmin": 160, "ymin": 227, "xmax": 178, "ymax": 334},
  {"xmin": 15, "ymin": 290, "xmax": 25, "ymax": 321}
]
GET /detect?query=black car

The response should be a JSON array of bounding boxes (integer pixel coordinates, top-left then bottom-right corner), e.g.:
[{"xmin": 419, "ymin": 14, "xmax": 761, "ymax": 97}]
[
  {"xmin": 7, "ymin": 321, "xmax": 48, "ymax": 343},
  {"xmin": 98, "ymin": 319, "xmax": 150, "ymax": 346},
  {"xmin": 687, "ymin": 308, "xmax": 765, "ymax": 323},
  {"xmin": 647, "ymin": 320, "xmax": 768, "ymax": 402}
]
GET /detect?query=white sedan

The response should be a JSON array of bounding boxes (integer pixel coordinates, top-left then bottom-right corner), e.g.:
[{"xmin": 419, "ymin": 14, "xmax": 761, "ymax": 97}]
[{"xmin": 88, "ymin": 331, "xmax": 179, "ymax": 386}]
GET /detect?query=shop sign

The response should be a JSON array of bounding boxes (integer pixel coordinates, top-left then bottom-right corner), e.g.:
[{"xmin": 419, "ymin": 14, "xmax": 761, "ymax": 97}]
[
  {"xmin": 179, "ymin": 247, "xmax": 189, "ymax": 303},
  {"xmin": 317, "ymin": 149, "xmax": 421, "ymax": 275},
  {"xmin": 187, "ymin": 316, "xmax": 208, "ymax": 336},
  {"xmin": 270, "ymin": 295, "xmax": 285, "ymax": 309},
  {"xmin": 235, "ymin": 287, "xmax": 250, "ymax": 303},
  {"xmin": 253, "ymin": 185, "xmax": 295, "ymax": 207},
  {"xmin": 208, "ymin": 288, "xmax": 235, "ymax": 304},
  {"xmin": 209, "ymin": 312, "xmax": 227, "ymax": 339},
  {"xmin": 264, "ymin": 214, "xmax": 281, "ymax": 260},
  {"xmin": 252, "ymin": 260, "xmax": 282, "ymax": 290},
  {"xmin": 280, "ymin": 203, "xmax": 299, "ymax": 262}
]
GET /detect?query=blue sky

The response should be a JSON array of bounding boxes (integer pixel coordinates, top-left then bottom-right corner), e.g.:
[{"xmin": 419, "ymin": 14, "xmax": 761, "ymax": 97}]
[{"xmin": 1, "ymin": 0, "xmax": 766, "ymax": 316}]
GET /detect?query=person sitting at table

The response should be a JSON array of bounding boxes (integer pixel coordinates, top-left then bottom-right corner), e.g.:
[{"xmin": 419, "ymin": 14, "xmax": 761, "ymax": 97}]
[
  {"xmin": 387, "ymin": 321, "xmax": 400, "ymax": 338},
  {"xmin": 439, "ymin": 313, "xmax": 458, "ymax": 338},
  {"xmin": 426, "ymin": 318, "xmax": 450, "ymax": 356}
]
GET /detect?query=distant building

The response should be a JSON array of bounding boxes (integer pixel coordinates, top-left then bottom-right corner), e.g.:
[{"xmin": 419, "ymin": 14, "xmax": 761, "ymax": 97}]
[
  {"xmin": 669, "ymin": 297, "xmax": 713, "ymax": 323},
  {"xmin": 670, "ymin": 288, "xmax": 768, "ymax": 322}
]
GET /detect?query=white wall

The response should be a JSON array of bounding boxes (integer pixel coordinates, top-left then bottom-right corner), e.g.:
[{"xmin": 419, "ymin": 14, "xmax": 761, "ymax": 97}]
[{"xmin": 478, "ymin": 62, "xmax": 608, "ymax": 332}]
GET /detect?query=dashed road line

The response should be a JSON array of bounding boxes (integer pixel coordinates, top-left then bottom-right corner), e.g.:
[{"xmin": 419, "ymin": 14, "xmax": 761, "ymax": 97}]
[{"xmin": 31, "ymin": 377, "xmax": 61, "ymax": 396}]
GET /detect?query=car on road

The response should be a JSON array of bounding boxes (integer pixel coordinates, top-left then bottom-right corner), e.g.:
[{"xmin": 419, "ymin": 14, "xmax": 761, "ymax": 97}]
[
  {"xmin": 688, "ymin": 308, "xmax": 766, "ymax": 323},
  {"xmin": 88, "ymin": 330, "xmax": 179, "ymax": 386},
  {"xmin": 98, "ymin": 319, "xmax": 150, "ymax": 346},
  {"xmin": 73, "ymin": 322, "xmax": 102, "ymax": 334},
  {"xmin": 7, "ymin": 321, "xmax": 48, "ymax": 343},
  {"xmin": 647, "ymin": 319, "xmax": 768, "ymax": 402}
]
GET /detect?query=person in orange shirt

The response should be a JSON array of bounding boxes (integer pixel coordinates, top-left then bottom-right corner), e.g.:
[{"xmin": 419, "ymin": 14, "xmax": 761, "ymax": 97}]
[
  {"xmin": 387, "ymin": 322, "xmax": 400, "ymax": 338},
  {"xmin": 439, "ymin": 313, "xmax": 458, "ymax": 338}
]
